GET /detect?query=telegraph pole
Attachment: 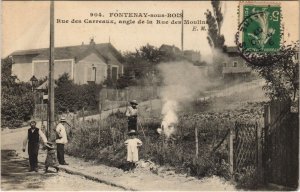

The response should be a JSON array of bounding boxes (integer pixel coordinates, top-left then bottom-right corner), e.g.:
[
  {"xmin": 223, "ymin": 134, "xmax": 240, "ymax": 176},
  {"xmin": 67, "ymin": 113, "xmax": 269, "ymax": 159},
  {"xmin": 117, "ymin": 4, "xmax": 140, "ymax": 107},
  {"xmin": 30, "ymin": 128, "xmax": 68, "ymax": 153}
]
[{"xmin": 48, "ymin": 0, "xmax": 55, "ymax": 141}]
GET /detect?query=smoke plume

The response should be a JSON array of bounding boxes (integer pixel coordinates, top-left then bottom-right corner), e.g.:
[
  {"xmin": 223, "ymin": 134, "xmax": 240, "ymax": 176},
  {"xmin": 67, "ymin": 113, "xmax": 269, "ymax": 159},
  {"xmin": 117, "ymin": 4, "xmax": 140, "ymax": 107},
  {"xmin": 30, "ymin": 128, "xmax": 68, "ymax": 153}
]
[{"xmin": 157, "ymin": 61, "xmax": 211, "ymax": 137}]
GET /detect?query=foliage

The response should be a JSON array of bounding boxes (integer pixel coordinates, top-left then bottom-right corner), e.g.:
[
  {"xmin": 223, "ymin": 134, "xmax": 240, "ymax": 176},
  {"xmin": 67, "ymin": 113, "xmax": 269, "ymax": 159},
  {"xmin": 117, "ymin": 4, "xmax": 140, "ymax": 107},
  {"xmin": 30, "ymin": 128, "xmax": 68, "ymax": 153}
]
[
  {"xmin": 55, "ymin": 73, "xmax": 102, "ymax": 113},
  {"xmin": 116, "ymin": 72, "xmax": 138, "ymax": 89},
  {"xmin": 122, "ymin": 44, "xmax": 185, "ymax": 87},
  {"xmin": 235, "ymin": 167, "xmax": 259, "ymax": 189},
  {"xmin": 205, "ymin": 0, "xmax": 225, "ymax": 49},
  {"xmin": 244, "ymin": 41, "xmax": 299, "ymax": 101},
  {"xmin": 205, "ymin": 0, "xmax": 225, "ymax": 77},
  {"xmin": 1, "ymin": 57, "xmax": 35, "ymax": 128},
  {"xmin": 65, "ymin": 101, "xmax": 265, "ymax": 184}
]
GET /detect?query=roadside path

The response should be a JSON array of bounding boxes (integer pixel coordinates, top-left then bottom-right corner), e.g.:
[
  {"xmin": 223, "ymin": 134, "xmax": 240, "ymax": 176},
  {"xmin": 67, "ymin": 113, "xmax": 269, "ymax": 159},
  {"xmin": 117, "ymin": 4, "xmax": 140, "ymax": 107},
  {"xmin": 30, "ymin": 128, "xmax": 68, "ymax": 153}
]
[
  {"xmin": 1, "ymin": 150, "xmax": 121, "ymax": 191},
  {"xmin": 1, "ymin": 127, "xmax": 236, "ymax": 191}
]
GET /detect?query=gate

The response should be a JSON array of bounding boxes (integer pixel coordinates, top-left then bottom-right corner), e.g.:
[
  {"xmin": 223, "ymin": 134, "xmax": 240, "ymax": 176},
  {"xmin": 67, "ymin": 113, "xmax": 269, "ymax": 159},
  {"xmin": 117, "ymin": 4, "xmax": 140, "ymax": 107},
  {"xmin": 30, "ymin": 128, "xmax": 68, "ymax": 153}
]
[
  {"xmin": 233, "ymin": 121, "xmax": 261, "ymax": 178},
  {"xmin": 263, "ymin": 100, "xmax": 299, "ymax": 188}
]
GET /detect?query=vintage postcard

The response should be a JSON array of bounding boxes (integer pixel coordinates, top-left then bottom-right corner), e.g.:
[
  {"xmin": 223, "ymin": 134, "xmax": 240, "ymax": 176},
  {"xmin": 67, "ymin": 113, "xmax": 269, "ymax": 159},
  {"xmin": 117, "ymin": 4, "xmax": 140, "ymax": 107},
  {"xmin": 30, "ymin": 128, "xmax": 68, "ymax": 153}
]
[{"xmin": 1, "ymin": 0, "xmax": 299, "ymax": 191}]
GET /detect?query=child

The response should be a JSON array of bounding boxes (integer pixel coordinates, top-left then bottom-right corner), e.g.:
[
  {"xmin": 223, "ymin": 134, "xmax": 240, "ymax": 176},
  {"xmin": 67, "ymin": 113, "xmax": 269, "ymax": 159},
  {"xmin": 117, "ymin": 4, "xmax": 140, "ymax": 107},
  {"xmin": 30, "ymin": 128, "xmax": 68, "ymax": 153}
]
[
  {"xmin": 124, "ymin": 130, "xmax": 142, "ymax": 171},
  {"xmin": 44, "ymin": 142, "xmax": 59, "ymax": 173}
]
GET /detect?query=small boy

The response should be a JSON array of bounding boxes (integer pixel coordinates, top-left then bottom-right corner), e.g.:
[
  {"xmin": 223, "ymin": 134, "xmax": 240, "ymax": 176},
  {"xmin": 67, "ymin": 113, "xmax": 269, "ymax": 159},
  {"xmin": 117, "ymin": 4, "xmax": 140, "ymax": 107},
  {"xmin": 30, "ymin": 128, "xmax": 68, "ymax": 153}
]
[
  {"xmin": 44, "ymin": 142, "xmax": 59, "ymax": 173},
  {"xmin": 124, "ymin": 130, "xmax": 142, "ymax": 171}
]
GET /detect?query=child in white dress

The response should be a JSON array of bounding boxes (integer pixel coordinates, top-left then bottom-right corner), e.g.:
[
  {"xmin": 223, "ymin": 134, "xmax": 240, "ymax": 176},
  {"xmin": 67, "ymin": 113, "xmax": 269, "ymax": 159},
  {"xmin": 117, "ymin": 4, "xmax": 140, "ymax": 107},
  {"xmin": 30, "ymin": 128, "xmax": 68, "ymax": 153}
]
[{"xmin": 124, "ymin": 130, "xmax": 142, "ymax": 170}]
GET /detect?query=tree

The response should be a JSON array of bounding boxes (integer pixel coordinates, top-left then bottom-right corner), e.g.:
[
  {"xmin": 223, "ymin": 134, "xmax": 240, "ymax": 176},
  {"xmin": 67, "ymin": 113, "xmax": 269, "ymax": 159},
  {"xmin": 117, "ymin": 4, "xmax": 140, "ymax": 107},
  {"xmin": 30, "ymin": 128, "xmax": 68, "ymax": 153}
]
[
  {"xmin": 205, "ymin": 0, "xmax": 225, "ymax": 49},
  {"xmin": 244, "ymin": 41, "xmax": 299, "ymax": 101},
  {"xmin": 205, "ymin": 0, "xmax": 225, "ymax": 77},
  {"xmin": 55, "ymin": 73, "xmax": 102, "ymax": 113},
  {"xmin": 1, "ymin": 57, "xmax": 34, "ymax": 128}
]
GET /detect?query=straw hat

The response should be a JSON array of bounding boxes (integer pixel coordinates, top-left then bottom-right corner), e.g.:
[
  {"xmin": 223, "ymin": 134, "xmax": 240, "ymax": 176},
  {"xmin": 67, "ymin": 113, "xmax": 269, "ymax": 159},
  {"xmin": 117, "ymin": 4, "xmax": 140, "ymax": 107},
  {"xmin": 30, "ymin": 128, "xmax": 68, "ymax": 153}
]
[
  {"xmin": 130, "ymin": 100, "xmax": 138, "ymax": 105},
  {"xmin": 128, "ymin": 130, "xmax": 137, "ymax": 135},
  {"xmin": 60, "ymin": 117, "xmax": 66, "ymax": 122}
]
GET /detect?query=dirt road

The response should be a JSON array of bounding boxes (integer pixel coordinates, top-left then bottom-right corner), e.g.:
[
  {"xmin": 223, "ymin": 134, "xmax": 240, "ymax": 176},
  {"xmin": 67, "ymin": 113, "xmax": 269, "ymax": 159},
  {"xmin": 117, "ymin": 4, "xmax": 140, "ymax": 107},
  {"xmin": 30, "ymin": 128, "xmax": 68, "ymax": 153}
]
[{"xmin": 1, "ymin": 129, "xmax": 121, "ymax": 191}]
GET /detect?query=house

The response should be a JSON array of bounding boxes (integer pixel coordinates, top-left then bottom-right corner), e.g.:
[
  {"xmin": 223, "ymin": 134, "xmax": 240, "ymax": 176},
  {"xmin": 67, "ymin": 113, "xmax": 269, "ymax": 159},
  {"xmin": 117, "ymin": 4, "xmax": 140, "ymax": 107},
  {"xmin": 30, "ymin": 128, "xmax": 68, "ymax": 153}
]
[
  {"xmin": 159, "ymin": 44, "xmax": 182, "ymax": 55},
  {"xmin": 183, "ymin": 50, "xmax": 201, "ymax": 63},
  {"xmin": 222, "ymin": 46, "xmax": 252, "ymax": 81},
  {"xmin": 9, "ymin": 39, "xmax": 124, "ymax": 84}
]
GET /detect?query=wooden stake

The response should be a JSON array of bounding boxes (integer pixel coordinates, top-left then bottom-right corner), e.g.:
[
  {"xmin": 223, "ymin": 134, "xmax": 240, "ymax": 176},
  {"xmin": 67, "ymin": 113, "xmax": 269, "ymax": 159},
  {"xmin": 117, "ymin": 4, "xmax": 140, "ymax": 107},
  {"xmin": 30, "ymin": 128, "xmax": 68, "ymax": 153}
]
[
  {"xmin": 195, "ymin": 122, "xmax": 199, "ymax": 158},
  {"xmin": 229, "ymin": 126, "xmax": 234, "ymax": 178}
]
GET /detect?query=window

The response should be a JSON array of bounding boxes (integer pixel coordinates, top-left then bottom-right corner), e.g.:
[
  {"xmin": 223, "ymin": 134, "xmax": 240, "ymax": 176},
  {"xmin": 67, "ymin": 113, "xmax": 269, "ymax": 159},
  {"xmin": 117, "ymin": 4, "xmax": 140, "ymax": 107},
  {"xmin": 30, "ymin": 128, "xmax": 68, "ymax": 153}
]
[
  {"xmin": 233, "ymin": 61, "xmax": 238, "ymax": 67},
  {"xmin": 223, "ymin": 62, "xmax": 227, "ymax": 67}
]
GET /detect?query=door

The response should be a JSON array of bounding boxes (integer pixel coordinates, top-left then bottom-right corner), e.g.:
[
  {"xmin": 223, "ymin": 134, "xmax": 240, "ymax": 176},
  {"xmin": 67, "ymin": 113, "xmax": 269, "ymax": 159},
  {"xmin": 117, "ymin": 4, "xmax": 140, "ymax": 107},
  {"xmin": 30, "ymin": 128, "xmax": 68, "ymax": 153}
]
[{"xmin": 111, "ymin": 66, "xmax": 118, "ymax": 82}]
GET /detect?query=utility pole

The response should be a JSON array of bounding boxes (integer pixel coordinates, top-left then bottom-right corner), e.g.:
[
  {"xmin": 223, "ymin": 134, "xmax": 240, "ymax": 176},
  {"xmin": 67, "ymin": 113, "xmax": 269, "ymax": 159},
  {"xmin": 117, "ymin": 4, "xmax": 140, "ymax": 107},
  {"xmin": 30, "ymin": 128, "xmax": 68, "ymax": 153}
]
[
  {"xmin": 181, "ymin": 10, "xmax": 184, "ymax": 51},
  {"xmin": 48, "ymin": 0, "xmax": 55, "ymax": 141}
]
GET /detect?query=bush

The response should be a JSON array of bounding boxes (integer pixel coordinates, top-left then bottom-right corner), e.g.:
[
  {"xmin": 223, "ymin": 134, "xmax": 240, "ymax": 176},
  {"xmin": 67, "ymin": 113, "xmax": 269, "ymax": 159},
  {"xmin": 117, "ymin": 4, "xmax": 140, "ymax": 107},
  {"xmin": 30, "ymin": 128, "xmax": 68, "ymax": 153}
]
[
  {"xmin": 66, "ymin": 102, "xmax": 264, "ymax": 181},
  {"xmin": 235, "ymin": 167, "xmax": 259, "ymax": 189},
  {"xmin": 1, "ymin": 57, "xmax": 34, "ymax": 128},
  {"xmin": 66, "ymin": 111, "xmax": 234, "ymax": 179},
  {"xmin": 55, "ymin": 73, "xmax": 102, "ymax": 113}
]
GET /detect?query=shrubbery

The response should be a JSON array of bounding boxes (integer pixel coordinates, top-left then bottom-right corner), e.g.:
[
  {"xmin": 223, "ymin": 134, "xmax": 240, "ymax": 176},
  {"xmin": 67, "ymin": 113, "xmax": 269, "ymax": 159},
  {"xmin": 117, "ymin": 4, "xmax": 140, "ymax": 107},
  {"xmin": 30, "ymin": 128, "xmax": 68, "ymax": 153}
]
[
  {"xmin": 1, "ymin": 57, "xmax": 35, "ymax": 128},
  {"xmin": 66, "ymin": 101, "xmax": 265, "ymax": 183},
  {"xmin": 55, "ymin": 73, "xmax": 102, "ymax": 113},
  {"xmin": 65, "ymin": 110, "xmax": 234, "ymax": 179}
]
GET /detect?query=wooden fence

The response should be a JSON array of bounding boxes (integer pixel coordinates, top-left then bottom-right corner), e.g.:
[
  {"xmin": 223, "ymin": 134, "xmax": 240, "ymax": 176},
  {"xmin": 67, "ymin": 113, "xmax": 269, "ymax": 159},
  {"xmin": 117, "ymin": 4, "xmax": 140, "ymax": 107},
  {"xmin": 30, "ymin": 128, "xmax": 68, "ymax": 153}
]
[
  {"xmin": 263, "ymin": 100, "xmax": 299, "ymax": 188},
  {"xmin": 228, "ymin": 100, "xmax": 298, "ymax": 189},
  {"xmin": 229, "ymin": 121, "xmax": 263, "ymax": 182},
  {"xmin": 99, "ymin": 86, "xmax": 160, "ymax": 110}
]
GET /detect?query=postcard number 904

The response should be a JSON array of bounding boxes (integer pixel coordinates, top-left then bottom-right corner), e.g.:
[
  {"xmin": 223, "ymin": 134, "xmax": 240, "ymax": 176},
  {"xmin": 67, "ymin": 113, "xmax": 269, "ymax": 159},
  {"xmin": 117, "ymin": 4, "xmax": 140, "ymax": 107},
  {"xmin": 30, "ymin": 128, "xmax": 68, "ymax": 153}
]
[{"xmin": 90, "ymin": 13, "xmax": 104, "ymax": 17}]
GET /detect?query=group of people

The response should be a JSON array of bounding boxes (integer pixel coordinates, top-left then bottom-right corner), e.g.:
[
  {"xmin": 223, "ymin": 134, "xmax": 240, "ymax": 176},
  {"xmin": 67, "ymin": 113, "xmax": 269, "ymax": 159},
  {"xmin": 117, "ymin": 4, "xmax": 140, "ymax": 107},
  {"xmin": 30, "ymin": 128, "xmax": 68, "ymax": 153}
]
[
  {"xmin": 22, "ymin": 117, "xmax": 69, "ymax": 173},
  {"xmin": 23, "ymin": 100, "xmax": 143, "ymax": 173}
]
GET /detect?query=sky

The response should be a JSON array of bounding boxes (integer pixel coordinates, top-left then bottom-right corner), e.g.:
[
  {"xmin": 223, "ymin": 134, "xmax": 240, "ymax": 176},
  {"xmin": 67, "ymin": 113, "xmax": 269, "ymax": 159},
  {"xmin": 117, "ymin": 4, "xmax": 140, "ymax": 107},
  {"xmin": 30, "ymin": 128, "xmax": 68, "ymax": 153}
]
[{"xmin": 2, "ymin": 1, "xmax": 299, "ymax": 61}]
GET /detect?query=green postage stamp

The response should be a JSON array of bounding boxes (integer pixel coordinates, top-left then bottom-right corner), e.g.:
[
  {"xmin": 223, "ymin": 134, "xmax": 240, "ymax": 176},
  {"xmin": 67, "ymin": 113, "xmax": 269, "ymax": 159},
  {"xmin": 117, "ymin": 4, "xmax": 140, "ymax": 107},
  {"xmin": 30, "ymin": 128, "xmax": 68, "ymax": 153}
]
[{"xmin": 238, "ymin": 2, "xmax": 281, "ymax": 52}]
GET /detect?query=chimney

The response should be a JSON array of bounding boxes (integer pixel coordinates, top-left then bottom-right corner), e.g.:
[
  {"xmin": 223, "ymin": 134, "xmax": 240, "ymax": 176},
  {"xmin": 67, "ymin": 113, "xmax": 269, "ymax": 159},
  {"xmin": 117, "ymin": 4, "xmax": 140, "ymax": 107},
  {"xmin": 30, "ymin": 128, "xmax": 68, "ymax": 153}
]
[{"xmin": 90, "ymin": 37, "xmax": 95, "ymax": 46}]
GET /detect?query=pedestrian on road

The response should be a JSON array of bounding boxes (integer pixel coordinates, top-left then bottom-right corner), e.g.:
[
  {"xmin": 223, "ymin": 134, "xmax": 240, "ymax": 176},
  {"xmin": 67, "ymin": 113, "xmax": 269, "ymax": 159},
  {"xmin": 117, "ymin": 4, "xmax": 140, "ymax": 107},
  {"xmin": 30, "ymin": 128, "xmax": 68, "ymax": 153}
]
[
  {"xmin": 125, "ymin": 100, "xmax": 138, "ymax": 131},
  {"xmin": 124, "ymin": 130, "xmax": 142, "ymax": 171},
  {"xmin": 22, "ymin": 121, "xmax": 48, "ymax": 172},
  {"xmin": 44, "ymin": 142, "xmax": 59, "ymax": 173},
  {"xmin": 55, "ymin": 117, "xmax": 69, "ymax": 165}
]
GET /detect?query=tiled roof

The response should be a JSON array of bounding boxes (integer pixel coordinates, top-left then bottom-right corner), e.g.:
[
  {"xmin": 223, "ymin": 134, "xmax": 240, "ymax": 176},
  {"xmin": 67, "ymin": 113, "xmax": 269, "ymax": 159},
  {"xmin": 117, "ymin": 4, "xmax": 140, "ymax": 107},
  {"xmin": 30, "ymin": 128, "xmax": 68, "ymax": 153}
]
[
  {"xmin": 36, "ymin": 79, "xmax": 57, "ymax": 90},
  {"xmin": 11, "ymin": 48, "xmax": 47, "ymax": 56},
  {"xmin": 223, "ymin": 46, "xmax": 238, "ymax": 53},
  {"xmin": 159, "ymin": 44, "xmax": 181, "ymax": 53},
  {"xmin": 222, "ymin": 67, "xmax": 251, "ymax": 74},
  {"xmin": 10, "ymin": 43, "xmax": 123, "ymax": 64}
]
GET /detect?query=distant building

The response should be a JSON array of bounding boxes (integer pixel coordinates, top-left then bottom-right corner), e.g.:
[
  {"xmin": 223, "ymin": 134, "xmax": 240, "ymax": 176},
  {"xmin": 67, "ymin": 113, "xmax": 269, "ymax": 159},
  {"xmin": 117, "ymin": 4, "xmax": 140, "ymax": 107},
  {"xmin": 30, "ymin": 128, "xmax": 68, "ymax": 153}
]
[
  {"xmin": 183, "ymin": 50, "xmax": 201, "ymax": 63},
  {"xmin": 222, "ymin": 46, "xmax": 252, "ymax": 81},
  {"xmin": 9, "ymin": 39, "xmax": 124, "ymax": 84},
  {"xmin": 159, "ymin": 44, "xmax": 182, "ymax": 55}
]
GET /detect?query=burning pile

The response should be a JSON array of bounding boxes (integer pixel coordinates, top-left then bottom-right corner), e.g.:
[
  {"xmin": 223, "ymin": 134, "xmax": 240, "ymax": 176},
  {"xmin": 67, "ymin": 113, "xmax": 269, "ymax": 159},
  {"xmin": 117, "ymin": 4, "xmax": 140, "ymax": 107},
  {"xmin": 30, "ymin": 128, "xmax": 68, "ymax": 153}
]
[
  {"xmin": 157, "ymin": 61, "xmax": 210, "ymax": 139},
  {"xmin": 159, "ymin": 100, "xmax": 178, "ymax": 138}
]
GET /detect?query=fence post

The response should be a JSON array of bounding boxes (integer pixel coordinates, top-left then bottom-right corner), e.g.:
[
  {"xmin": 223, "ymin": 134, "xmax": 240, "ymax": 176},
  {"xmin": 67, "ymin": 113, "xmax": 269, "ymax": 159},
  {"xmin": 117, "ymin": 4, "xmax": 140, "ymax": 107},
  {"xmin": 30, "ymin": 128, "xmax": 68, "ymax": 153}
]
[
  {"xmin": 257, "ymin": 122, "xmax": 263, "ymax": 184},
  {"xmin": 263, "ymin": 104, "xmax": 271, "ymax": 184},
  {"xmin": 82, "ymin": 107, "xmax": 85, "ymax": 122},
  {"xmin": 98, "ymin": 103, "xmax": 102, "ymax": 143},
  {"xmin": 195, "ymin": 122, "xmax": 199, "ymax": 158},
  {"xmin": 229, "ymin": 126, "xmax": 234, "ymax": 179}
]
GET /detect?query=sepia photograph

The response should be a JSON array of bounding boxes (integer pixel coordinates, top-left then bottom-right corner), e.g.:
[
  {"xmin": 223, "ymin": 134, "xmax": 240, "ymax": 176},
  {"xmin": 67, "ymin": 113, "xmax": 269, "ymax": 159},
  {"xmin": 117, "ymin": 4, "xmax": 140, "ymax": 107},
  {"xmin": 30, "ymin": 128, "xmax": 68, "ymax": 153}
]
[{"xmin": 1, "ymin": 0, "xmax": 299, "ymax": 191}]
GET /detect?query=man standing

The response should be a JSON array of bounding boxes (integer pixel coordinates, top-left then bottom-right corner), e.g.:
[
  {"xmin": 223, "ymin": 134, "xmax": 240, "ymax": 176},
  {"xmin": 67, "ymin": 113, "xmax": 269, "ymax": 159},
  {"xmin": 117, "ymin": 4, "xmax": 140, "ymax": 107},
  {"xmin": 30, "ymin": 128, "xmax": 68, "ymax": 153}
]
[
  {"xmin": 126, "ymin": 100, "xmax": 138, "ymax": 131},
  {"xmin": 55, "ymin": 117, "xmax": 69, "ymax": 165},
  {"xmin": 22, "ymin": 121, "xmax": 47, "ymax": 172}
]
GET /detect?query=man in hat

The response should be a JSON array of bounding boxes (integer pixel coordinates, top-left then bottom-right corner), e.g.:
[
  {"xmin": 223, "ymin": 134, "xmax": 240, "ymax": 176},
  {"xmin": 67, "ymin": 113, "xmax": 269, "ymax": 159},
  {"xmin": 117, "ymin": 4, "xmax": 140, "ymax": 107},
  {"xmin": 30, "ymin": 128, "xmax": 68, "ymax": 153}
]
[
  {"xmin": 125, "ymin": 100, "xmax": 138, "ymax": 131},
  {"xmin": 55, "ymin": 117, "xmax": 69, "ymax": 165},
  {"xmin": 22, "ymin": 121, "xmax": 48, "ymax": 172}
]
